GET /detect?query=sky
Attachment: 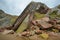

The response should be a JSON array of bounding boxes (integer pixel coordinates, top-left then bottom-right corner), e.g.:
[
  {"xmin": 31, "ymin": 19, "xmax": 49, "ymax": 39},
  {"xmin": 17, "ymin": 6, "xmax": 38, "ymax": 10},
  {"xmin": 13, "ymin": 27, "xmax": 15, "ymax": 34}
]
[{"xmin": 0, "ymin": 0, "xmax": 60, "ymax": 15}]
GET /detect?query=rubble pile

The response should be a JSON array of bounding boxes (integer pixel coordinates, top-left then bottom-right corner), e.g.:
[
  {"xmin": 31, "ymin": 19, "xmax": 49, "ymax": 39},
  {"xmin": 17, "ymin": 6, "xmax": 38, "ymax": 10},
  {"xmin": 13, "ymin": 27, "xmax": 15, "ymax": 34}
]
[
  {"xmin": 0, "ymin": 16, "xmax": 60, "ymax": 39},
  {"xmin": 20, "ymin": 16, "xmax": 60, "ymax": 37}
]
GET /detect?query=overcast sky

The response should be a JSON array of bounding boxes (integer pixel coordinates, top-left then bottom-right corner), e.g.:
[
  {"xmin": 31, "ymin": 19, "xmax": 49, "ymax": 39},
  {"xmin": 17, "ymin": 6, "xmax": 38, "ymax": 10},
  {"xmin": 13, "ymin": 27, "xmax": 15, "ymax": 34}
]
[{"xmin": 0, "ymin": 0, "xmax": 60, "ymax": 15}]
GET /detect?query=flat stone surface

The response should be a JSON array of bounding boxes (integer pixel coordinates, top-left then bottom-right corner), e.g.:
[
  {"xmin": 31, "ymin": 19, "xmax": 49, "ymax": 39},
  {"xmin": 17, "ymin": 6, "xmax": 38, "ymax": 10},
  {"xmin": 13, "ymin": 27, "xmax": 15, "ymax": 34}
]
[{"xmin": 37, "ymin": 20, "xmax": 52, "ymax": 29}]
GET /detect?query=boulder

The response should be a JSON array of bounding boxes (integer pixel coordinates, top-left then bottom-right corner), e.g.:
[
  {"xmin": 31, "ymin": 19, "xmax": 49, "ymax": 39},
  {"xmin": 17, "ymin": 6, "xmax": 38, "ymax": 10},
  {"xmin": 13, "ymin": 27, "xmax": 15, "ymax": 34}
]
[
  {"xmin": 41, "ymin": 17, "xmax": 50, "ymax": 22},
  {"xmin": 36, "ymin": 20, "xmax": 52, "ymax": 29},
  {"xmin": 2, "ymin": 30, "xmax": 14, "ymax": 34}
]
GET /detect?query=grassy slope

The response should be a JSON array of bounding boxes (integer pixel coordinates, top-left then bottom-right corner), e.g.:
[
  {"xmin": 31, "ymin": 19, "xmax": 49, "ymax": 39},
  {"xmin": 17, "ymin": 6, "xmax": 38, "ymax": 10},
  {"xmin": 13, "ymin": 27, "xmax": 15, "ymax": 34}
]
[{"xmin": 34, "ymin": 12, "xmax": 45, "ymax": 20}]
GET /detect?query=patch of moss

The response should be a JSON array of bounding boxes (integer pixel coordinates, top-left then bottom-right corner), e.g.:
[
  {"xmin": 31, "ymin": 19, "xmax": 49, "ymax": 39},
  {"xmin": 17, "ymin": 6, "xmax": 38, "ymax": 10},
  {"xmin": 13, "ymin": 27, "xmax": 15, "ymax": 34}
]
[
  {"xmin": 39, "ymin": 33, "xmax": 49, "ymax": 39},
  {"xmin": 34, "ymin": 12, "xmax": 45, "ymax": 20},
  {"xmin": 52, "ymin": 29, "xmax": 59, "ymax": 33}
]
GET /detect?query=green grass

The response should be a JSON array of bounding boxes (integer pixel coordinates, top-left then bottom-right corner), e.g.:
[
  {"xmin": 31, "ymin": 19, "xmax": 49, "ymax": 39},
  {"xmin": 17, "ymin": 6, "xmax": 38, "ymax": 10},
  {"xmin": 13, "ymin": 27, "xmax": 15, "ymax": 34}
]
[
  {"xmin": 49, "ymin": 13, "xmax": 60, "ymax": 19},
  {"xmin": 49, "ymin": 10, "xmax": 60, "ymax": 19},
  {"xmin": 49, "ymin": 13, "xmax": 57, "ymax": 19},
  {"xmin": 34, "ymin": 12, "xmax": 45, "ymax": 20},
  {"xmin": 10, "ymin": 16, "xmax": 18, "ymax": 24}
]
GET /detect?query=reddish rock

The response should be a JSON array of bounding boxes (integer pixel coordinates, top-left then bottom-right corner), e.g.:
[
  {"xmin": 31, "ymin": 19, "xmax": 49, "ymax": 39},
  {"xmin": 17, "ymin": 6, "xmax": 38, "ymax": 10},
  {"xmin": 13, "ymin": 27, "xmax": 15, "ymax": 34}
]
[
  {"xmin": 49, "ymin": 19, "xmax": 57, "ymax": 25},
  {"xmin": 54, "ymin": 24, "xmax": 60, "ymax": 30},
  {"xmin": 36, "ymin": 20, "xmax": 53, "ymax": 29},
  {"xmin": 41, "ymin": 17, "xmax": 50, "ymax": 22}
]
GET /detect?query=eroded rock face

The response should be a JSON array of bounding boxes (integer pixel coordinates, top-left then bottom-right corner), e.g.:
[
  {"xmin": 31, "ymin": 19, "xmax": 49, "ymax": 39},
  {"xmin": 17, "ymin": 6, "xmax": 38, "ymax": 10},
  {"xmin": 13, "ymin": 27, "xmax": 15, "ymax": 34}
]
[{"xmin": 10, "ymin": 1, "xmax": 50, "ymax": 31}]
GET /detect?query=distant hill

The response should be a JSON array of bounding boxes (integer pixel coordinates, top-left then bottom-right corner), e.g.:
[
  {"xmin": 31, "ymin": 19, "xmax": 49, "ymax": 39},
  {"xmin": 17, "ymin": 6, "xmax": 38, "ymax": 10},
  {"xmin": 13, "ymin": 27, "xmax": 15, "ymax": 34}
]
[
  {"xmin": 54, "ymin": 5, "xmax": 60, "ymax": 9},
  {"xmin": 0, "ymin": 10, "xmax": 18, "ymax": 27},
  {"xmin": 46, "ymin": 4, "xmax": 60, "ymax": 19}
]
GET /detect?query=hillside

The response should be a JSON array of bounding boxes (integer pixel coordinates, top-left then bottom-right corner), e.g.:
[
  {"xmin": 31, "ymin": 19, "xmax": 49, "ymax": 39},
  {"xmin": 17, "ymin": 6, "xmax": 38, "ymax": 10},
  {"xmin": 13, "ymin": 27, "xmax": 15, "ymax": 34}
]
[
  {"xmin": 46, "ymin": 4, "xmax": 60, "ymax": 19},
  {"xmin": 0, "ymin": 10, "xmax": 18, "ymax": 27}
]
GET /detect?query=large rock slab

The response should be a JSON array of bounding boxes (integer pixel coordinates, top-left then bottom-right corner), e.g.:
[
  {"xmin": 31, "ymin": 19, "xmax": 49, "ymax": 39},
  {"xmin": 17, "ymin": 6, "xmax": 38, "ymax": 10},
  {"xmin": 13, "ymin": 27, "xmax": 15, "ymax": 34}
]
[{"xmin": 36, "ymin": 20, "xmax": 52, "ymax": 29}]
